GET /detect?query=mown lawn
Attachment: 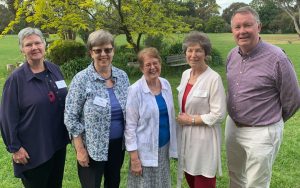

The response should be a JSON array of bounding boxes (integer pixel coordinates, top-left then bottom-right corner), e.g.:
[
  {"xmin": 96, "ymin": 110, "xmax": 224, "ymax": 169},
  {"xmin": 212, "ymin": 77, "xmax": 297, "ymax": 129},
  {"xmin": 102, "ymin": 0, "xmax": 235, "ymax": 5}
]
[{"xmin": 0, "ymin": 33, "xmax": 299, "ymax": 188}]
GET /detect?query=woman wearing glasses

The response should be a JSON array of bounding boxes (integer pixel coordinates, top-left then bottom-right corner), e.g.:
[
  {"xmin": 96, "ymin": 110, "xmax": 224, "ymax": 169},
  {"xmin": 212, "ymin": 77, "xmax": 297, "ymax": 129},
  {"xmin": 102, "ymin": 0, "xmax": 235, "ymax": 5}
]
[
  {"xmin": 0, "ymin": 27, "xmax": 69, "ymax": 187},
  {"xmin": 64, "ymin": 29, "xmax": 130, "ymax": 188},
  {"xmin": 125, "ymin": 47, "xmax": 177, "ymax": 188}
]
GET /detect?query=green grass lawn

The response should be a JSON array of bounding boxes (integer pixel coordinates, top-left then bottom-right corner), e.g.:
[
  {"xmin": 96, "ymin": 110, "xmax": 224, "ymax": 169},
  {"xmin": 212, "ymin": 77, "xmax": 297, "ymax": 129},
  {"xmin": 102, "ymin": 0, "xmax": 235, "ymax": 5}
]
[{"xmin": 0, "ymin": 33, "xmax": 300, "ymax": 188}]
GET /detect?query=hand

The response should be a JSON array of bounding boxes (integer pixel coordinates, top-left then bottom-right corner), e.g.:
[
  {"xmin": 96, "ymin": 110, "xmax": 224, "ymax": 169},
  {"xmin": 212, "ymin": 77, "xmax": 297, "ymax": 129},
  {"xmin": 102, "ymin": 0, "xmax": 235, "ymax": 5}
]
[
  {"xmin": 130, "ymin": 158, "xmax": 142, "ymax": 176},
  {"xmin": 176, "ymin": 113, "xmax": 192, "ymax": 126},
  {"xmin": 76, "ymin": 148, "xmax": 89, "ymax": 167},
  {"xmin": 13, "ymin": 147, "xmax": 30, "ymax": 165}
]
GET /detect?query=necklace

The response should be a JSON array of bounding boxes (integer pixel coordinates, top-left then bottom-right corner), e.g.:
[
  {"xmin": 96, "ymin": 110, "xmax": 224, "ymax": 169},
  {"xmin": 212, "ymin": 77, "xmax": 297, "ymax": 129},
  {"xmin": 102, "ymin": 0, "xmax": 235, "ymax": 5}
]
[{"xmin": 102, "ymin": 74, "xmax": 112, "ymax": 80}]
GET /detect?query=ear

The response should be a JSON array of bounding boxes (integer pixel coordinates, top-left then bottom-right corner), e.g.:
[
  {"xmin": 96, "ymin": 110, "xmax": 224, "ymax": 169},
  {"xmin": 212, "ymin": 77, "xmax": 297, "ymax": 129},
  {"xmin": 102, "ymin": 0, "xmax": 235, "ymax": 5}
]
[{"xmin": 258, "ymin": 23, "xmax": 262, "ymax": 33}]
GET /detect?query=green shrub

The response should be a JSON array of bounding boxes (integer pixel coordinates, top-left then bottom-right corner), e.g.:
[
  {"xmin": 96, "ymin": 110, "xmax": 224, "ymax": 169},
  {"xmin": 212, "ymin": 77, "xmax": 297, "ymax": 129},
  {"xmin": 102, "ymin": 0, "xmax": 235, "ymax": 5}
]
[
  {"xmin": 144, "ymin": 34, "xmax": 165, "ymax": 52},
  {"xmin": 60, "ymin": 57, "xmax": 91, "ymax": 79},
  {"xmin": 47, "ymin": 40, "xmax": 86, "ymax": 65},
  {"xmin": 167, "ymin": 42, "xmax": 183, "ymax": 55},
  {"xmin": 113, "ymin": 45, "xmax": 142, "ymax": 78},
  {"xmin": 208, "ymin": 47, "xmax": 223, "ymax": 66}
]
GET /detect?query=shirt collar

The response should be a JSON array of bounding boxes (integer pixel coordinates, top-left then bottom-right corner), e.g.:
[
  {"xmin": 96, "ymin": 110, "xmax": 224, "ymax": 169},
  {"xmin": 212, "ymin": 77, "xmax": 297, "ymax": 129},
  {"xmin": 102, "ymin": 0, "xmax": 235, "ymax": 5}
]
[
  {"xmin": 238, "ymin": 38, "xmax": 263, "ymax": 58},
  {"xmin": 88, "ymin": 62, "xmax": 116, "ymax": 82},
  {"xmin": 24, "ymin": 61, "xmax": 53, "ymax": 82},
  {"xmin": 141, "ymin": 75, "xmax": 168, "ymax": 94}
]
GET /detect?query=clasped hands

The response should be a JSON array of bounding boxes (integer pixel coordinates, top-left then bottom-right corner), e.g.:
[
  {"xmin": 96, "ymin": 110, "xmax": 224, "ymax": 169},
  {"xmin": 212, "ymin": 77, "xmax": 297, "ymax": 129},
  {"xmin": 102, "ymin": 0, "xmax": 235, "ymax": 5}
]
[{"xmin": 176, "ymin": 112, "xmax": 193, "ymax": 126}]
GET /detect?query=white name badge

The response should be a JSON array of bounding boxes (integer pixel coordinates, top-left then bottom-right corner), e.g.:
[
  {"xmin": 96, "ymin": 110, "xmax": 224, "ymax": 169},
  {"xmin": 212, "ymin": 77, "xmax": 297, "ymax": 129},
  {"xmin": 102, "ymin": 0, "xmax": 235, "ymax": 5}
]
[
  {"xmin": 55, "ymin": 80, "xmax": 67, "ymax": 89},
  {"xmin": 93, "ymin": 96, "xmax": 108, "ymax": 107}
]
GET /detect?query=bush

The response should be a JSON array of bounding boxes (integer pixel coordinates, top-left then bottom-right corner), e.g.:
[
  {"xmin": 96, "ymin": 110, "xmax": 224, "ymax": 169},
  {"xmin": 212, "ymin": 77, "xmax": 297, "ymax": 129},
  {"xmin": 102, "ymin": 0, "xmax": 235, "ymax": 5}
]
[
  {"xmin": 166, "ymin": 42, "xmax": 183, "ymax": 55},
  {"xmin": 208, "ymin": 48, "xmax": 223, "ymax": 66},
  {"xmin": 113, "ymin": 45, "xmax": 142, "ymax": 77},
  {"xmin": 144, "ymin": 34, "xmax": 165, "ymax": 52},
  {"xmin": 47, "ymin": 40, "xmax": 86, "ymax": 65},
  {"xmin": 60, "ymin": 57, "xmax": 91, "ymax": 79}
]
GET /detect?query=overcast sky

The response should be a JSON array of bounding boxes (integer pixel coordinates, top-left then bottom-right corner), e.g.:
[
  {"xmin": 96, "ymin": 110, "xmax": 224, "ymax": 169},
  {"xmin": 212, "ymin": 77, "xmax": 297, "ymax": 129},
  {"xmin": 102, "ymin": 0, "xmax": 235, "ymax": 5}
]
[{"xmin": 217, "ymin": 0, "xmax": 252, "ymax": 12}]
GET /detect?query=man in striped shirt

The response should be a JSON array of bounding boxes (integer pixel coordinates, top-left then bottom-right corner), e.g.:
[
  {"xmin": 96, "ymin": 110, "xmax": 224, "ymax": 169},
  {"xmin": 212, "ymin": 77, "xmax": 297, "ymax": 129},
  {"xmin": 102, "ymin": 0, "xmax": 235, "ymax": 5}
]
[{"xmin": 225, "ymin": 6, "xmax": 300, "ymax": 188}]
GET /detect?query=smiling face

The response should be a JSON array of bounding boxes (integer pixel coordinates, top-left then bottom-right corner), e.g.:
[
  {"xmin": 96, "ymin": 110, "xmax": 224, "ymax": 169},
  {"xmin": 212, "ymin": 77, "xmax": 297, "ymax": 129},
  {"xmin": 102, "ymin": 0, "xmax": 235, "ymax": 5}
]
[
  {"xmin": 141, "ymin": 56, "xmax": 161, "ymax": 82},
  {"xmin": 231, "ymin": 12, "xmax": 261, "ymax": 54},
  {"xmin": 185, "ymin": 43, "xmax": 206, "ymax": 68},
  {"xmin": 90, "ymin": 43, "xmax": 114, "ymax": 69},
  {"xmin": 21, "ymin": 34, "xmax": 46, "ymax": 64}
]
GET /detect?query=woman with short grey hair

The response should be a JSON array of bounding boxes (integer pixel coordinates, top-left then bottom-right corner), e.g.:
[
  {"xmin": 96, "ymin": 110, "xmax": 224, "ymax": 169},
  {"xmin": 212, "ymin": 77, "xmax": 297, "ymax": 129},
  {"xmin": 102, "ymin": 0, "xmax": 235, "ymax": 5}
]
[
  {"xmin": 64, "ymin": 29, "xmax": 130, "ymax": 188},
  {"xmin": 176, "ymin": 31, "xmax": 226, "ymax": 188},
  {"xmin": 0, "ymin": 27, "xmax": 69, "ymax": 187},
  {"xmin": 17, "ymin": 27, "xmax": 46, "ymax": 50}
]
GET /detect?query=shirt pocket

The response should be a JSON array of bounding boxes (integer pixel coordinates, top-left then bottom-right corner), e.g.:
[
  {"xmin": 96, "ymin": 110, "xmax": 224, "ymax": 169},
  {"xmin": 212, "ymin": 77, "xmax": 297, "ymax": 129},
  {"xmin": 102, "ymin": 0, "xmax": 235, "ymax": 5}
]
[{"xmin": 193, "ymin": 90, "xmax": 209, "ymax": 98}]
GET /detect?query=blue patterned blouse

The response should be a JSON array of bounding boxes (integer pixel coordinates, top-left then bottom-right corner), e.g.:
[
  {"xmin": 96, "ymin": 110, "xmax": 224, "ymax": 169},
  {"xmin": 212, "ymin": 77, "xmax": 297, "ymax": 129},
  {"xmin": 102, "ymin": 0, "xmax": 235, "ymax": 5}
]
[{"xmin": 64, "ymin": 63, "xmax": 130, "ymax": 161}]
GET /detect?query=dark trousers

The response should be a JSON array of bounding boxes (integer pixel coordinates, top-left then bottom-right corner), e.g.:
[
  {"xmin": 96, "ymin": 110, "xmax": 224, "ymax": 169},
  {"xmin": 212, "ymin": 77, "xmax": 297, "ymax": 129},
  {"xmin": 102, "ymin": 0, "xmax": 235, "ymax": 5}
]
[
  {"xmin": 78, "ymin": 138, "xmax": 125, "ymax": 188},
  {"xmin": 21, "ymin": 147, "xmax": 67, "ymax": 188}
]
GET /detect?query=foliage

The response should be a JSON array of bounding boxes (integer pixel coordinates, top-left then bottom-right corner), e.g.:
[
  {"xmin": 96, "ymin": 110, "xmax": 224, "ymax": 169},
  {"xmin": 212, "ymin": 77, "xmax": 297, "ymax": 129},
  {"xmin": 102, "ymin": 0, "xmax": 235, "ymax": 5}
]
[
  {"xmin": 60, "ymin": 57, "xmax": 90, "ymax": 79},
  {"xmin": 0, "ymin": 5, "xmax": 14, "ymax": 33},
  {"xmin": 182, "ymin": 16, "xmax": 204, "ymax": 31},
  {"xmin": 205, "ymin": 16, "xmax": 229, "ymax": 33},
  {"xmin": 194, "ymin": 0, "xmax": 220, "ymax": 21},
  {"xmin": 47, "ymin": 40, "xmax": 86, "ymax": 66},
  {"xmin": 252, "ymin": 0, "xmax": 300, "ymax": 37},
  {"xmin": 144, "ymin": 34, "xmax": 166, "ymax": 52},
  {"xmin": 270, "ymin": 13, "xmax": 295, "ymax": 33},
  {"xmin": 112, "ymin": 45, "xmax": 142, "ymax": 77},
  {"xmin": 222, "ymin": 2, "xmax": 249, "ymax": 24},
  {"xmin": 1, "ymin": 0, "xmax": 94, "ymax": 39},
  {"xmin": 256, "ymin": 1, "xmax": 282, "ymax": 33},
  {"xmin": 95, "ymin": 0, "xmax": 190, "ymax": 53},
  {"xmin": 208, "ymin": 47, "xmax": 223, "ymax": 65},
  {"xmin": 167, "ymin": 42, "xmax": 183, "ymax": 55},
  {"xmin": 176, "ymin": 0, "xmax": 220, "ymax": 30}
]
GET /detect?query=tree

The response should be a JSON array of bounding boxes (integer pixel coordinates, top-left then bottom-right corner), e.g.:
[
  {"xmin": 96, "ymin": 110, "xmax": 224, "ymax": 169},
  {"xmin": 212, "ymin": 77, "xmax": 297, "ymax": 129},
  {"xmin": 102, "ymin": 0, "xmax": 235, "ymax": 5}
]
[
  {"xmin": 194, "ymin": 0, "xmax": 220, "ymax": 21},
  {"xmin": 256, "ymin": 1, "xmax": 282, "ymax": 33},
  {"xmin": 95, "ymin": 0, "xmax": 189, "ymax": 53},
  {"xmin": 270, "ymin": 12, "xmax": 295, "ymax": 33},
  {"xmin": 0, "ymin": 4, "xmax": 14, "ymax": 33},
  {"xmin": 222, "ymin": 2, "xmax": 249, "ymax": 24},
  {"xmin": 205, "ymin": 16, "xmax": 229, "ymax": 33},
  {"xmin": 1, "ymin": 0, "xmax": 93, "ymax": 39},
  {"xmin": 2, "ymin": 0, "xmax": 189, "ymax": 52},
  {"xmin": 174, "ymin": 1, "xmax": 203, "ymax": 30},
  {"xmin": 254, "ymin": 0, "xmax": 300, "ymax": 37}
]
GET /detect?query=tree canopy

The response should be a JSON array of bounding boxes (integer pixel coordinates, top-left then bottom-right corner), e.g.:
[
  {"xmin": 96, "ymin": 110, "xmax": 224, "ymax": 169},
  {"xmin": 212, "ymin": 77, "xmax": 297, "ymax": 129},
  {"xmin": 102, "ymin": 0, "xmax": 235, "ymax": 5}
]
[
  {"xmin": 1, "ymin": 0, "xmax": 299, "ymax": 41},
  {"xmin": 251, "ymin": 0, "xmax": 300, "ymax": 36}
]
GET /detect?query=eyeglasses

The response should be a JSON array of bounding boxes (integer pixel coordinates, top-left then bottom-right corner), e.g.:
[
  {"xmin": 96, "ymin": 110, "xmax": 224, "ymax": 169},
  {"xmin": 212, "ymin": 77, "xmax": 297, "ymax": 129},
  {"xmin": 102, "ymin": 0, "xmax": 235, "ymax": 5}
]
[
  {"xmin": 92, "ymin": 48, "xmax": 113, "ymax": 54},
  {"xmin": 144, "ymin": 61, "xmax": 160, "ymax": 69}
]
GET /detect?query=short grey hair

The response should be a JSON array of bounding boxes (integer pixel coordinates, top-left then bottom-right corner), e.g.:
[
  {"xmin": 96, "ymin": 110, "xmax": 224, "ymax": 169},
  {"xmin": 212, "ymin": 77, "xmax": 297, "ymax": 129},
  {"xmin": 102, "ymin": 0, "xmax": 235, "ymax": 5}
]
[
  {"xmin": 182, "ymin": 31, "xmax": 212, "ymax": 56},
  {"xmin": 18, "ymin": 27, "xmax": 46, "ymax": 50},
  {"xmin": 87, "ymin": 29, "xmax": 114, "ymax": 50},
  {"xmin": 231, "ymin": 6, "xmax": 261, "ymax": 27}
]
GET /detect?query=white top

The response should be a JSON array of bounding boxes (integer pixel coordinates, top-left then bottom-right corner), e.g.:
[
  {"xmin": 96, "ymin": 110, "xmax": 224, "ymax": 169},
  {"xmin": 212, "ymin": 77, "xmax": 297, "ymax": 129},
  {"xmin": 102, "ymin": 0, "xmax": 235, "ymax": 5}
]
[
  {"xmin": 125, "ymin": 76, "xmax": 178, "ymax": 167},
  {"xmin": 177, "ymin": 67, "xmax": 226, "ymax": 187}
]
